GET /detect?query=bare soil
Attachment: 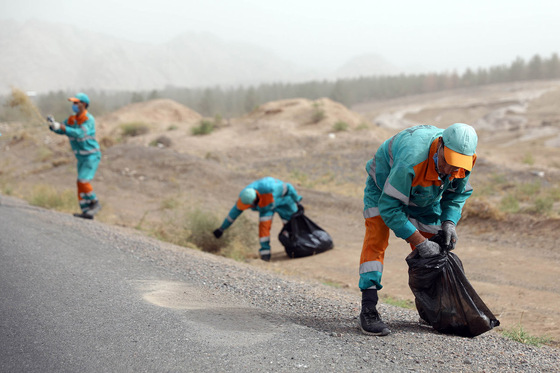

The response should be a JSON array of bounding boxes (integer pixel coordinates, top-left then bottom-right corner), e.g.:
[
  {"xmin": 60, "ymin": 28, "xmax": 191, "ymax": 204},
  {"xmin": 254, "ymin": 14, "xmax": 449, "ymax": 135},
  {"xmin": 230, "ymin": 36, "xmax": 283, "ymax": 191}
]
[{"xmin": 2, "ymin": 82, "xmax": 560, "ymax": 346}]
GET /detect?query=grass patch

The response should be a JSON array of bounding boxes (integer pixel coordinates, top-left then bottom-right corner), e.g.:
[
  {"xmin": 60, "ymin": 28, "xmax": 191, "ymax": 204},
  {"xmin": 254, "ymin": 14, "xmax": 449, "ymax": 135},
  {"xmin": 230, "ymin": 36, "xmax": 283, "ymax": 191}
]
[
  {"xmin": 381, "ymin": 294, "xmax": 415, "ymax": 309},
  {"xmin": 501, "ymin": 324, "xmax": 551, "ymax": 347},
  {"xmin": 121, "ymin": 122, "xmax": 150, "ymax": 137},
  {"xmin": 332, "ymin": 121, "xmax": 349, "ymax": 132},
  {"xmin": 28, "ymin": 184, "xmax": 76, "ymax": 212}
]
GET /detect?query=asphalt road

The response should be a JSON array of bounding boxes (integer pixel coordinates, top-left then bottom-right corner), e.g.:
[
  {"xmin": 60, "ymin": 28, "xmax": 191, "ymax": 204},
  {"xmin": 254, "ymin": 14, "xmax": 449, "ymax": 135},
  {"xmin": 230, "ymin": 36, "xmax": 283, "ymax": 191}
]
[
  {"xmin": 1, "ymin": 196, "xmax": 559, "ymax": 373},
  {"xmin": 0, "ymin": 198, "xmax": 326, "ymax": 372}
]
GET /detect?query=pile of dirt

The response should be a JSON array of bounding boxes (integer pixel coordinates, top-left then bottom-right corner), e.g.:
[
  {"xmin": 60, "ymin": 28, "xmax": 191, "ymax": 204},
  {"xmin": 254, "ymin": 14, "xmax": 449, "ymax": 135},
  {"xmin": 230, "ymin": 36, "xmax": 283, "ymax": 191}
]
[
  {"xmin": 98, "ymin": 99, "xmax": 203, "ymax": 136},
  {"xmin": 244, "ymin": 98, "xmax": 369, "ymax": 133}
]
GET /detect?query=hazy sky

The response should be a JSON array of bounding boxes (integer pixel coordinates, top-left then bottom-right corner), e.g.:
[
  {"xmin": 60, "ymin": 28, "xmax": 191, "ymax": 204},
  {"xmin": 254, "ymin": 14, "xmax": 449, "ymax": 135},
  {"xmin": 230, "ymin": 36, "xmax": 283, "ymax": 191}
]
[{"xmin": 2, "ymin": 0, "xmax": 558, "ymax": 72}]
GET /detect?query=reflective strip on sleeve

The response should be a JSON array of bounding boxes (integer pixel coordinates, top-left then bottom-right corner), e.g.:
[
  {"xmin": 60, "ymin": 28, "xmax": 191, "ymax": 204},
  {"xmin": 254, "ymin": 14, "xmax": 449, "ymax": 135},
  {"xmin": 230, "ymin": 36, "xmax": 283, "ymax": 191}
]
[
  {"xmin": 75, "ymin": 149, "xmax": 100, "ymax": 155},
  {"xmin": 464, "ymin": 180, "xmax": 473, "ymax": 193},
  {"xmin": 368, "ymin": 160, "xmax": 380, "ymax": 190},
  {"xmin": 363, "ymin": 207, "xmax": 380, "ymax": 219},
  {"xmin": 387, "ymin": 135, "xmax": 397, "ymax": 167},
  {"xmin": 383, "ymin": 179, "xmax": 410, "ymax": 205},
  {"xmin": 359, "ymin": 260, "xmax": 384, "ymax": 275},
  {"xmin": 75, "ymin": 136, "xmax": 96, "ymax": 142},
  {"xmin": 409, "ymin": 218, "xmax": 441, "ymax": 234},
  {"xmin": 282, "ymin": 183, "xmax": 288, "ymax": 196},
  {"xmin": 259, "ymin": 236, "xmax": 270, "ymax": 243},
  {"xmin": 259, "ymin": 249, "xmax": 271, "ymax": 255},
  {"xmin": 260, "ymin": 215, "xmax": 273, "ymax": 222},
  {"xmin": 226, "ymin": 215, "xmax": 235, "ymax": 223}
]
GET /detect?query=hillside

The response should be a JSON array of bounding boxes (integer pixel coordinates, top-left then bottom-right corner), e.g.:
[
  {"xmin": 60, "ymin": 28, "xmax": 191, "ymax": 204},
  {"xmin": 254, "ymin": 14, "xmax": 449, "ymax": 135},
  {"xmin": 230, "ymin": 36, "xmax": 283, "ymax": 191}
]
[{"xmin": 1, "ymin": 80, "xmax": 560, "ymax": 347}]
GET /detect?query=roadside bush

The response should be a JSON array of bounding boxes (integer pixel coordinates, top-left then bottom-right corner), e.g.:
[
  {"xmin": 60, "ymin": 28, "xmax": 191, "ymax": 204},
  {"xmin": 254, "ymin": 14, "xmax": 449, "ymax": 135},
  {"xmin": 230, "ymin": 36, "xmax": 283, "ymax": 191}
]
[
  {"xmin": 150, "ymin": 207, "xmax": 256, "ymax": 260},
  {"xmin": 28, "ymin": 184, "xmax": 75, "ymax": 212},
  {"xmin": 191, "ymin": 119, "xmax": 214, "ymax": 135},
  {"xmin": 121, "ymin": 122, "xmax": 150, "ymax": 137}
]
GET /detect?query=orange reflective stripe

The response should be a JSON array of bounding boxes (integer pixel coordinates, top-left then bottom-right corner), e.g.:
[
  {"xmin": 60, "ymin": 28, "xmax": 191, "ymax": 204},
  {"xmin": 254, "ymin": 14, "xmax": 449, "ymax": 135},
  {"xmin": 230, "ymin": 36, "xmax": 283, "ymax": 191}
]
[
  {"xmin": 360, "ymin": 216, "xmax": 390, "ymax": 266},
  {"xmin": 259, "ymin": 219, "xmax": 272, "ymax": 238}
]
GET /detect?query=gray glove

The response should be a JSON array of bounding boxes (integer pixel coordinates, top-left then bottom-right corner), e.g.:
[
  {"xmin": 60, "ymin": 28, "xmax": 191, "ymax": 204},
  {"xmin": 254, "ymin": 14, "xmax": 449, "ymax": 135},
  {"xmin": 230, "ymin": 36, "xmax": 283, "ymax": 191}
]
[
  {"xmin": 46, "ymin": 115, "xmax": 61, "ymax": 130},
  {"xmin": 442, "ymin": 221, "xmax": 458, "ymax": 250},
  {"xmin": 416, "ymin": 239, "xmax": 442, "ymax": 258}
]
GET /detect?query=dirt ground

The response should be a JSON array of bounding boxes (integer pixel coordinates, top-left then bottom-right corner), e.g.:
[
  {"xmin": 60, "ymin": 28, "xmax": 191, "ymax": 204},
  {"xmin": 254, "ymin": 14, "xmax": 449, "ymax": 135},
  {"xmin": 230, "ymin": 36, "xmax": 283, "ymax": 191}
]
[{"xmin": 2, "ymin": 81, "xmax": 560, "ymax": 346}]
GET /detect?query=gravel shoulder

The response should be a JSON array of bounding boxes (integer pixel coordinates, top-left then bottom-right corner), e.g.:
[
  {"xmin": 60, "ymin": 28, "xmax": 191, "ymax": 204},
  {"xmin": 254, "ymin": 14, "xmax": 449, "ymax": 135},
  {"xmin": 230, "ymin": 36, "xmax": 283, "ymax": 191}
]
[{"xmin": 4, "ymin": 196, "xmax": 558, "ymax": 372}]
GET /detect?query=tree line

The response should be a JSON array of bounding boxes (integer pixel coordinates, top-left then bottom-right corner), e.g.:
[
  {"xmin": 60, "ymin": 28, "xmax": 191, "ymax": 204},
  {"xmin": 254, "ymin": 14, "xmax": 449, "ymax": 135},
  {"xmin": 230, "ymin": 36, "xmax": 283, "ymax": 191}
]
[{"xmin": 2, "ymin": 53, "xmax": 559, "ymax": 121}]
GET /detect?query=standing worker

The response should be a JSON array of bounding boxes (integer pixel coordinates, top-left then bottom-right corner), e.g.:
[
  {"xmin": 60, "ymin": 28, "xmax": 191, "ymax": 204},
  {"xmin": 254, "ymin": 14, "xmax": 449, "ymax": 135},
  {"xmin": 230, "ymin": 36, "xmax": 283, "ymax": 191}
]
[
  {"xmin": 358, "ymin": 123, "xmax": 478, "ymax": 336},
  {"xmin": 47, "ymin": 93, "xmax": 102, "ymax": 219},
  {"xmin": 213, "ymin": 177, "xmax": 303, "ymax": 261}
]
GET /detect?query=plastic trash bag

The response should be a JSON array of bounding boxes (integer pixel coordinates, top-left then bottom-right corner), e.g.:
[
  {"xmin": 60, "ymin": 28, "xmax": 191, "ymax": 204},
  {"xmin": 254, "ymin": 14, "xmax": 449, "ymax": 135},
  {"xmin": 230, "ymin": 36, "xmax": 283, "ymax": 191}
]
[
  {"xmin": 406, "ymin": 232, "xmax": 500, "ymax": 337},
  {"xmin": 278, "ymin": 205, "xmax": 334, "ymax": 258}
]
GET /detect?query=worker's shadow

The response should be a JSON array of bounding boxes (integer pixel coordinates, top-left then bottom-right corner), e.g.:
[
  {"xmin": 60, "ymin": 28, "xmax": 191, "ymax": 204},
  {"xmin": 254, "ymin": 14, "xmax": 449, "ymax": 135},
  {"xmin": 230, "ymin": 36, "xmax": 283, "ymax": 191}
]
[{"xmin": 287, "ymin": 314, "xmax": 440, "ymax": 337}]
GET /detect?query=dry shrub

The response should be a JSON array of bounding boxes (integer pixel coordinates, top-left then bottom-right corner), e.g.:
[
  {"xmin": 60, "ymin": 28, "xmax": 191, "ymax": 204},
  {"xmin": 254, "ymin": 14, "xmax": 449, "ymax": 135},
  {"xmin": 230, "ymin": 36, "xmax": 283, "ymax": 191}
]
[
  {"xmin": 99, "ymin": 136, "xmax": 116, "ymax": 149},
  {"xmin": 461, "ymin": 198, "xmax": 505, "ymax": 221},
  {"xmin": 6, "ymin": 87, "xmax": 44, "ymax": 124}
]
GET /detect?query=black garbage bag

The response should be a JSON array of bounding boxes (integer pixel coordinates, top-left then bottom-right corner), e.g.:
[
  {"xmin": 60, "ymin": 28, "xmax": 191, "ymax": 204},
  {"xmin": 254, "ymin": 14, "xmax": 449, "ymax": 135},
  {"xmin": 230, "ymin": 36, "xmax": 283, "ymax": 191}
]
[
  {"xmin": 406, "ymin": 232, "xmax": 500, "ymax": 337},
  {"xmin": 278, "ymin": 205, "xmax": 334, "ymax": 258}
]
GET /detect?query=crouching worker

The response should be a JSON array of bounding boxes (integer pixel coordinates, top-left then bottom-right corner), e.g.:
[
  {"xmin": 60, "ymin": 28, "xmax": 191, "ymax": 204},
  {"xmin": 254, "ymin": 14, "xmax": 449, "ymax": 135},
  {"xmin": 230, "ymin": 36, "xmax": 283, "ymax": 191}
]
[
  {"xmin": 47, "ymin": 93, "xmax": 102, "ymax": 219},
  {"xmin": 213, "ymin": 177, "xmax": 303, "ymax": 261},
  {"xmin": 358, "ymin": 123, "xmax": 478, "ymax": 336}
]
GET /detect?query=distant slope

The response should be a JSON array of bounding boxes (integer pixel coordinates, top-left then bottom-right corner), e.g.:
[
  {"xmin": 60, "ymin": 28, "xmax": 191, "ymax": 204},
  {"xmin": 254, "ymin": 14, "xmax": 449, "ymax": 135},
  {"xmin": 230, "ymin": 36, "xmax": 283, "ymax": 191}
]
[{"xmin": 0, "ymin": 19, "xmax": 310, "ymax": 93}]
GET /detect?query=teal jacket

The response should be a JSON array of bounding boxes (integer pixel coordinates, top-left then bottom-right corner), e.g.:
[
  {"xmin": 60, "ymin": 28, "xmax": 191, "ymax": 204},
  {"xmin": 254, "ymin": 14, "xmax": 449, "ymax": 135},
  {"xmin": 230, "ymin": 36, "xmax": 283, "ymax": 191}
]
[
  {"xmin": 51, "ymin": 111, "xmax": 100, "ymax": 159},
  {"xmin": 220, "ymin": 177, "xmax": 302, "ymax": 252},
  {"xmin": 364, "ymin": 125, "xmax": 474, "ymax": 239}
]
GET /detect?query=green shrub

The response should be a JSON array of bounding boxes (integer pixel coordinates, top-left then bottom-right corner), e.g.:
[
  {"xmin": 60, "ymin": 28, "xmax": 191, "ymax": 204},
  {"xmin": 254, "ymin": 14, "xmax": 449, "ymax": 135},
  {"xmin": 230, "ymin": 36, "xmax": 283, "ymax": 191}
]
[
  {"xmin": 191, "ymin": 119, "xmax": 214, "ymax": 135},
  {"xmin": 333, "ymin": 121, "xmax": 349, "ymax": 132},
  {"xmin": 121, "ymin": 122, "xmax": 150, "ymax": 137},
  {"xmin": 532, "ymin": 197, "xmax": 553, "ymax": 215}
]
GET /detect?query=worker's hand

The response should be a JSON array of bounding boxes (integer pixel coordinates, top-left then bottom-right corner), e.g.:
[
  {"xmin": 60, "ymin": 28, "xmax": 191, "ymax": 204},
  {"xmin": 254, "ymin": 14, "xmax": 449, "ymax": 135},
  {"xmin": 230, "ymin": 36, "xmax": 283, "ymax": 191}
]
[
  {"xmin": 213, "ymin": 228, "xmax": 223, "ymax": 239},
  {"xmin": 416, "ymin": 239, "xmax": 442, "ymax": 258},
  {"xmin": 47, "ymin": 115, "xmax": 61, "ymax": 131},
  {"xmin": 442, "ymin": 221, "xmax": 458, "ymax": 250}
]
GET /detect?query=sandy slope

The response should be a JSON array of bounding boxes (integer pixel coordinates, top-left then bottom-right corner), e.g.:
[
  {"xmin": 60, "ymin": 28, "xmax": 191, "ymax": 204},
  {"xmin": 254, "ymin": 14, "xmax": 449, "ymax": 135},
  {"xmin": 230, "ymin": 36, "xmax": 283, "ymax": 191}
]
[{"xmin": 2, "ymin": 81, "xmax": 560, "ymax": 346}]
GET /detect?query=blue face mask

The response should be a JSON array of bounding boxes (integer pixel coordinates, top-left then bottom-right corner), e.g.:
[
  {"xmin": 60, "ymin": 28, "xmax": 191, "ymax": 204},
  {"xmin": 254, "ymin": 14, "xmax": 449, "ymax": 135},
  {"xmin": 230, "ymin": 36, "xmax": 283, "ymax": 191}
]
[
  {"xmin": 72, "ymin": 104, "xmax": 80, "ymax": 113},
  {"xmin": 433, "ymin": 152, "xmax": 439, "ymax": 169}
]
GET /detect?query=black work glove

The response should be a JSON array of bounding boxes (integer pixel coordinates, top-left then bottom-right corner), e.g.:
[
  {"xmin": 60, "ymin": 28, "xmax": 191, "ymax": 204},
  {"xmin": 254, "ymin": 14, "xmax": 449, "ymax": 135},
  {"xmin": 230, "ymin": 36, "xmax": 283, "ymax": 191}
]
[
  {"xmin": 442, "ymin": 221, "xmax": 458, "ymax": 251},
  {"xmin": 416, "ymin": 239, "xmax": 442, "ymax": 258},
  {"xmin": 213, "ymin": 228, "xmax": 223, "ymax": 239}
]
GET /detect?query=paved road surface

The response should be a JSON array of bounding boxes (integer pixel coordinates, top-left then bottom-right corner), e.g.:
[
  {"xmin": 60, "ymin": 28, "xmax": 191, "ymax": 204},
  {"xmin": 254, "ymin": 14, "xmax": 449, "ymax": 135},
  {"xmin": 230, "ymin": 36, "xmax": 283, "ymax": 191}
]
[{"xmin": 1, "ymin": 196, "xmax": 559, "ymax": 372}]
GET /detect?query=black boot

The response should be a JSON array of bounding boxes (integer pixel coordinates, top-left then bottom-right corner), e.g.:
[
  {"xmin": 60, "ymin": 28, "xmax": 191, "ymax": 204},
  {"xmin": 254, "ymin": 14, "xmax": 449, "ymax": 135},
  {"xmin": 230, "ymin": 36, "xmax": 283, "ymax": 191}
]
[
  {"xmin": 260, "ymin": 254, "xmax": 271, "ymax": 262},
  {"xmin": 359, "ymin": 289, "xmax": 390, "ymax": 336}
]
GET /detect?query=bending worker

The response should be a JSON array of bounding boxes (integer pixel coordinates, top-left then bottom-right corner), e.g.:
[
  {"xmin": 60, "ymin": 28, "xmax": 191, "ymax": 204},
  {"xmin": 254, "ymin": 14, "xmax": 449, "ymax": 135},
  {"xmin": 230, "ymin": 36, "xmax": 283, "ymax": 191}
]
[
  {"xmin": 47, "ymin": 93, "xmax": 102, "ymax": 219},
  {"xmin": 213, "ymin": 177, "xmax": 303, "ymax": 261},
  {"xmin": 358, "ymin": 123, "xmax": 478, "ymax": 336}
]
